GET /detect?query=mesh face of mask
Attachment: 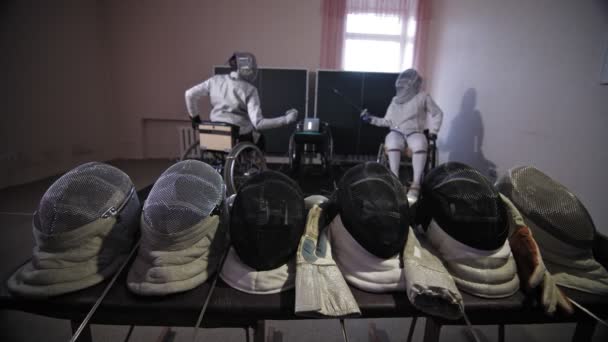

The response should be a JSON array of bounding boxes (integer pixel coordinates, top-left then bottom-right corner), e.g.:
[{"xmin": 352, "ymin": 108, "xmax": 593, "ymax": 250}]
[
  {"xmin": 497, "ymin": 166, "xmax": 595, "ymax": 249},
  {"xmin": 142, "ymin": 160, "xmax": 225, "ymax": 235},
  {"xmin": 394, "ymin": 69, "xmax": 422, "ymax": 104},
  {"xmin": 35, "ymin": 162, "xmax": 135, "ymax": 235},
  {"xmin": 230, "ymin": 170, "xmax": 305, "ymax": 271},
  {"xmin": 337, "ymin": 162, "xmax": 409, "ymax": 259},
  {"xmin": 233, "ymin": 52, "xmax": 258, "ymax": 83},
  {"xmin": 419, "ymin": 162, "xmax": 508, "ymax": 251}
]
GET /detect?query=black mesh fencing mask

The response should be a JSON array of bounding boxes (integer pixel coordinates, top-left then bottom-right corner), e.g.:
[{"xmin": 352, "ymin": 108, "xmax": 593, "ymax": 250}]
[
  {"xmin": 337, "ymin": 162, "xmax": 409, "ymax": 259},
  {"xmin": 419, "ymin": 162, "xmax": 508, "ymax": 250},
  {"xmin": 230, "ymin": 170, "xmax": 306, "ymax": 271}
]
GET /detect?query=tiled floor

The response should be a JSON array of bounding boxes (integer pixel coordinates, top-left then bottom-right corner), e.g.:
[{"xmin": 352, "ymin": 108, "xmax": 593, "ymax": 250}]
[{"xmin": 0, "ymin": 159, "xmax": 606, "ymax": 341}]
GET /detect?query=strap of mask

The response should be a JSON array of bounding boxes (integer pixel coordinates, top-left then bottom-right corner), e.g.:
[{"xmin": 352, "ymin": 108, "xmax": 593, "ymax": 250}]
[
  {"xmin": 459, "ymin": 303, "xmax": 481, "ymax": 342},
  {"xmin": 69, "ymin": 240, "xmax": 141, "ymax": 342},
  {"xmin": 569, "ymin": 298, "xmax": 608, "ymax": 327}
]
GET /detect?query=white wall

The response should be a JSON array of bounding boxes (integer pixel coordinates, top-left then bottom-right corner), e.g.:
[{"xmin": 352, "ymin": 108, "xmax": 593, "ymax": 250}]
[
  {"xmin": 103, "ymin": 0, "xmax": 323, "ymax": 159},
  {"xmin": 426, "ymin": 0, "xmax": 608, "ymax": 233},
  {"xmin": 0, "ymin": 0, "xmax": 115, "ymax": 188}
]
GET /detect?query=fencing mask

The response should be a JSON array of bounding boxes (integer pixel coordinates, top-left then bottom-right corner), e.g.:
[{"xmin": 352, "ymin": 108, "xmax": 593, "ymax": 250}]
[
  {"xmin": 394, "ymin": 69, "xmax": 422, "ymax": 104},
  {"xmin": 497, "ymin": 166, "xmax": 608, "ymax": 295},
  {"xmin": 419, "ymin": 162, "xmax": 520, "ymax": 299},
  {"xmin": 230, "ymin": 51, "xmax": 258, "ymax": 83},
  {"xmin": 127, "ymin": 160, "xmax": 228, "ymax": 296},
  {"xmin": 220, "ymin": 170, "xmax": 306, "ymax": 294},
  {"xmin": 330, "ymin": 162, "xmax": 463, "ymax": 320},
  {"xmin": 331, "ymin": 162, "xmax": 409, "ymax": 291},
  {"xmin": 8, "ymin": 162, "xmax": 140, "ymax": 297},
  {"xmin": 336, "ymin": 162, "xmax": 409, "ymax": 259}
]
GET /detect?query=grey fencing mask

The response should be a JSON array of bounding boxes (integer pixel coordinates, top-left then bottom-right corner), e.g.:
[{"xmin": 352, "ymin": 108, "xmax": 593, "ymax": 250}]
[
  {"xmin": 220, "ymin": 170, "xmax": 306, "ymax": 294},
  {"xmin": 127, "ymin": 160, "xmax": 229, "ymax": 296},
  {"xmin": 497, "ymin": 166, "xmax": 608, "ymax": 295},
  {"xmin": 231, "ymin": 51, "xmax": 258, "ymax": 83},
  {"xmin": 419, "ymin": 162, "xmax": 520, "ymax": 299},
  {"xmin": 8, "ymin": 162, "xmax": 140, "ymax": 297},
  {"xmin": 394, "ymin": 69, "xmax": 422, "ymax": 104}
]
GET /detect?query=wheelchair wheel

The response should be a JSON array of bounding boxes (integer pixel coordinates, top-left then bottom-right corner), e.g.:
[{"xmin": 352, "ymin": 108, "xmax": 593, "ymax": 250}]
[
  {"xmin": 321, "ymin": 131, "xmax": 334, "ymax": 172},
  {"xmin": 376, "ymin": 143, "xmax": 388, "ymax": 166},
  {"xmin": 224, "ymin": 142, "xmax": 267, "ymax": 195},
  {"xmin": 288, "ymin": 133, "xmax": 302, "ymax": 173}
]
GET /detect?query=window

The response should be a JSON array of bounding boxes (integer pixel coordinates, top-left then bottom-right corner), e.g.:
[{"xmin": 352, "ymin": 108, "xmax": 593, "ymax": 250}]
[{"xmin": 343, "ymin": 13, "xmax": 416, "ymax": 72}]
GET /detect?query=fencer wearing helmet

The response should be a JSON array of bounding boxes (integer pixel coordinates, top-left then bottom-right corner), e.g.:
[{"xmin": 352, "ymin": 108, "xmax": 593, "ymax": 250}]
[
  {"xmin": 360, "ymin": 69, "xmax": 443, "ymax": 205},
  {"xmin": 185, "ymin": 52, "xmax": 299, "ymax": 148}
]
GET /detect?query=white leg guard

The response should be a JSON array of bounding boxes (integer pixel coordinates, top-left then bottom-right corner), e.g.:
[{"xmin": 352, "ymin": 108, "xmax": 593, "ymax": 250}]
[
  {"xmin": 406, "ymin": 133, "xmax": 428, "ymax": 205},
  {"xmin": 387, "ymin": 150, "xmax": 401, "ymax": 177},
  {"xmin": 384, "ymin": 131, "xmax": 406, "ymax": 178}
]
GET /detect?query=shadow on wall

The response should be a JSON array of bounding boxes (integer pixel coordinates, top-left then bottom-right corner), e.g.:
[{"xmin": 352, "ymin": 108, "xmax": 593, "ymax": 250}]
[{"xmin": 443, "ymin": 88, "xmax": 497, "ymax": 181}]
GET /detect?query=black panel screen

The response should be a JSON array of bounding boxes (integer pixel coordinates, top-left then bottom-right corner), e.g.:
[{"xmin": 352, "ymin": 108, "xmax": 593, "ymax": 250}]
[{"xmin": 315, "ymin": 70, "xmax": 398, "ymax": 156}]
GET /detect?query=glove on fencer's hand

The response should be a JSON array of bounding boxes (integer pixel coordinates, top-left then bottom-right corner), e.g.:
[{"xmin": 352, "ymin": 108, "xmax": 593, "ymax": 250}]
[
  {"xmin": 509, "ymin": 225, "xmax": 574, "ymax": 316},
  {"xmin": 285, "ymin": 109, "xmax": 298, "ymax": 124},
  {"xmin": 360, "ymin": 109, "xmax": 372, "ymax": 123},
  {"xmin": 191, "ymin": 115, "xmax": 202, "ymax": 130}
]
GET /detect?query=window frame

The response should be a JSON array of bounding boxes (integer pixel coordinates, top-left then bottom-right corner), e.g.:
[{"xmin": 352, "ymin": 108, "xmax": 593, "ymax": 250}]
[{"xmin": 342, "ymin": 13, "xmax": 415, "ymax": 72}]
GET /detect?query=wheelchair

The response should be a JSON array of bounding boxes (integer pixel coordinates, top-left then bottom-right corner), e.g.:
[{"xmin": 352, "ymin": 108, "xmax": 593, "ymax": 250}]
[
  {"xmin": 376, "ymin": 130, "xmax": 437, "ymax": 183},
  {"xmin": 288, "ymin": 120, "xmax": 333, "ymax": 174},
  {"xmin": 180, "ymin": 121, "xmax": 267, "ymax": 195}
]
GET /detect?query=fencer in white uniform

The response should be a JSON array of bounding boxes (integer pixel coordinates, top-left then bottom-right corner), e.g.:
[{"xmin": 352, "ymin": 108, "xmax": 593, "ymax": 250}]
[
  {"xmin": 360, "ymin": 69, "xmax": 443, "ymax": 204},
  {"xmin": 185, "ymin": 52, "xmax": 298, "ymax": 144}
]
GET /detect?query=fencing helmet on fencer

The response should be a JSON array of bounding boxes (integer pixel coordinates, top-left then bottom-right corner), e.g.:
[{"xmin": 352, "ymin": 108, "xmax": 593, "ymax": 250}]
[
  {"xmin": 497, "ymin": 166, "xmax": 608, "ymax": 295},
  {"xmin": 127, "ymin": 160, "xmax": 229, "ymax": 296},
  {"xmin": 394, "ymin": 69, "xmax": 422, "ymax": 104},
  {"xmin": 419, "ymin": 162, "xmax": 520, "ymax": 299},
  {"xmin": 220, "ymin": 170, "xmax": 306, "ymax": 294},
  {"xmin": 230, "ymin": 52, "xmax": 258, "ymax": 83},
  {"xmin": 7, "ymin": 162, "xmax": 140, "ymax": 297}
]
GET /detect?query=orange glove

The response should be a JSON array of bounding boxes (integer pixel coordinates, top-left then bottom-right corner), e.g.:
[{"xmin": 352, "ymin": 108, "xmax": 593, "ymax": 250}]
[{"xmin": 502, "ymin": 195, "xmax": 574, "ymax": 316}]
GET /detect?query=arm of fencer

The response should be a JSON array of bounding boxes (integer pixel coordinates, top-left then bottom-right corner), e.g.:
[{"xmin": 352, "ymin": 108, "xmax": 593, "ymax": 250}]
[
  {"xmin": 425, "ymin": 95, "xmax": 443, "ymax": 135},
  {"xmin": 185, "ymin": 80, "xmax": 211, "ymax": 118},
  {"xmin": 368, "ymin": 103, "xmax": 394, "ymax": 127},
  {"xmin": 247, "ymin": 89, "xmax": 292, "ymax": 130},
  {"xmin": 369, "ymin": 116, "xmax": 392, "ymax": 127}
]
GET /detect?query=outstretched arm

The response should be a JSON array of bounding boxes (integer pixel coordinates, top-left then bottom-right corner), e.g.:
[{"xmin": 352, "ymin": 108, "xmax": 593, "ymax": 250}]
[
  {"xmin": 247, "ymin": 89, "xmax": 298, "ymax": 130},
  {"xmin": 185, "ymin": 79, "xmax": 211, "ymax": 119},
  {"xmin": 425, "ymin": 95, "xmax": 443, "ymax": 135},
  {"xmin": 361, "ymin": 105, "xmax": 393, "ymax": 128}
]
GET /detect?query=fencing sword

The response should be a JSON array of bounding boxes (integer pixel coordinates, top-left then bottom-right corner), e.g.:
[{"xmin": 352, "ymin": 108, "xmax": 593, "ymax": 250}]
[
  {"xmin": 191, "ymin": 200, "xmax": 232, "ymax": 342},
  {"xmin": 69, "ymin": 240, "xmax": 141, "ymax": 342},
  {"xmin": 331, "ymin": 88, "xmax": 364, "ymax": 112}
]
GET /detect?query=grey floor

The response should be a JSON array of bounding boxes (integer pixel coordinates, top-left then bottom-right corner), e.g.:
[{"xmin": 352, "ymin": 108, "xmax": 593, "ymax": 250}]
[{"xmin": 0, "ymin": 159, "xmax": 606, "ymax": 342}]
